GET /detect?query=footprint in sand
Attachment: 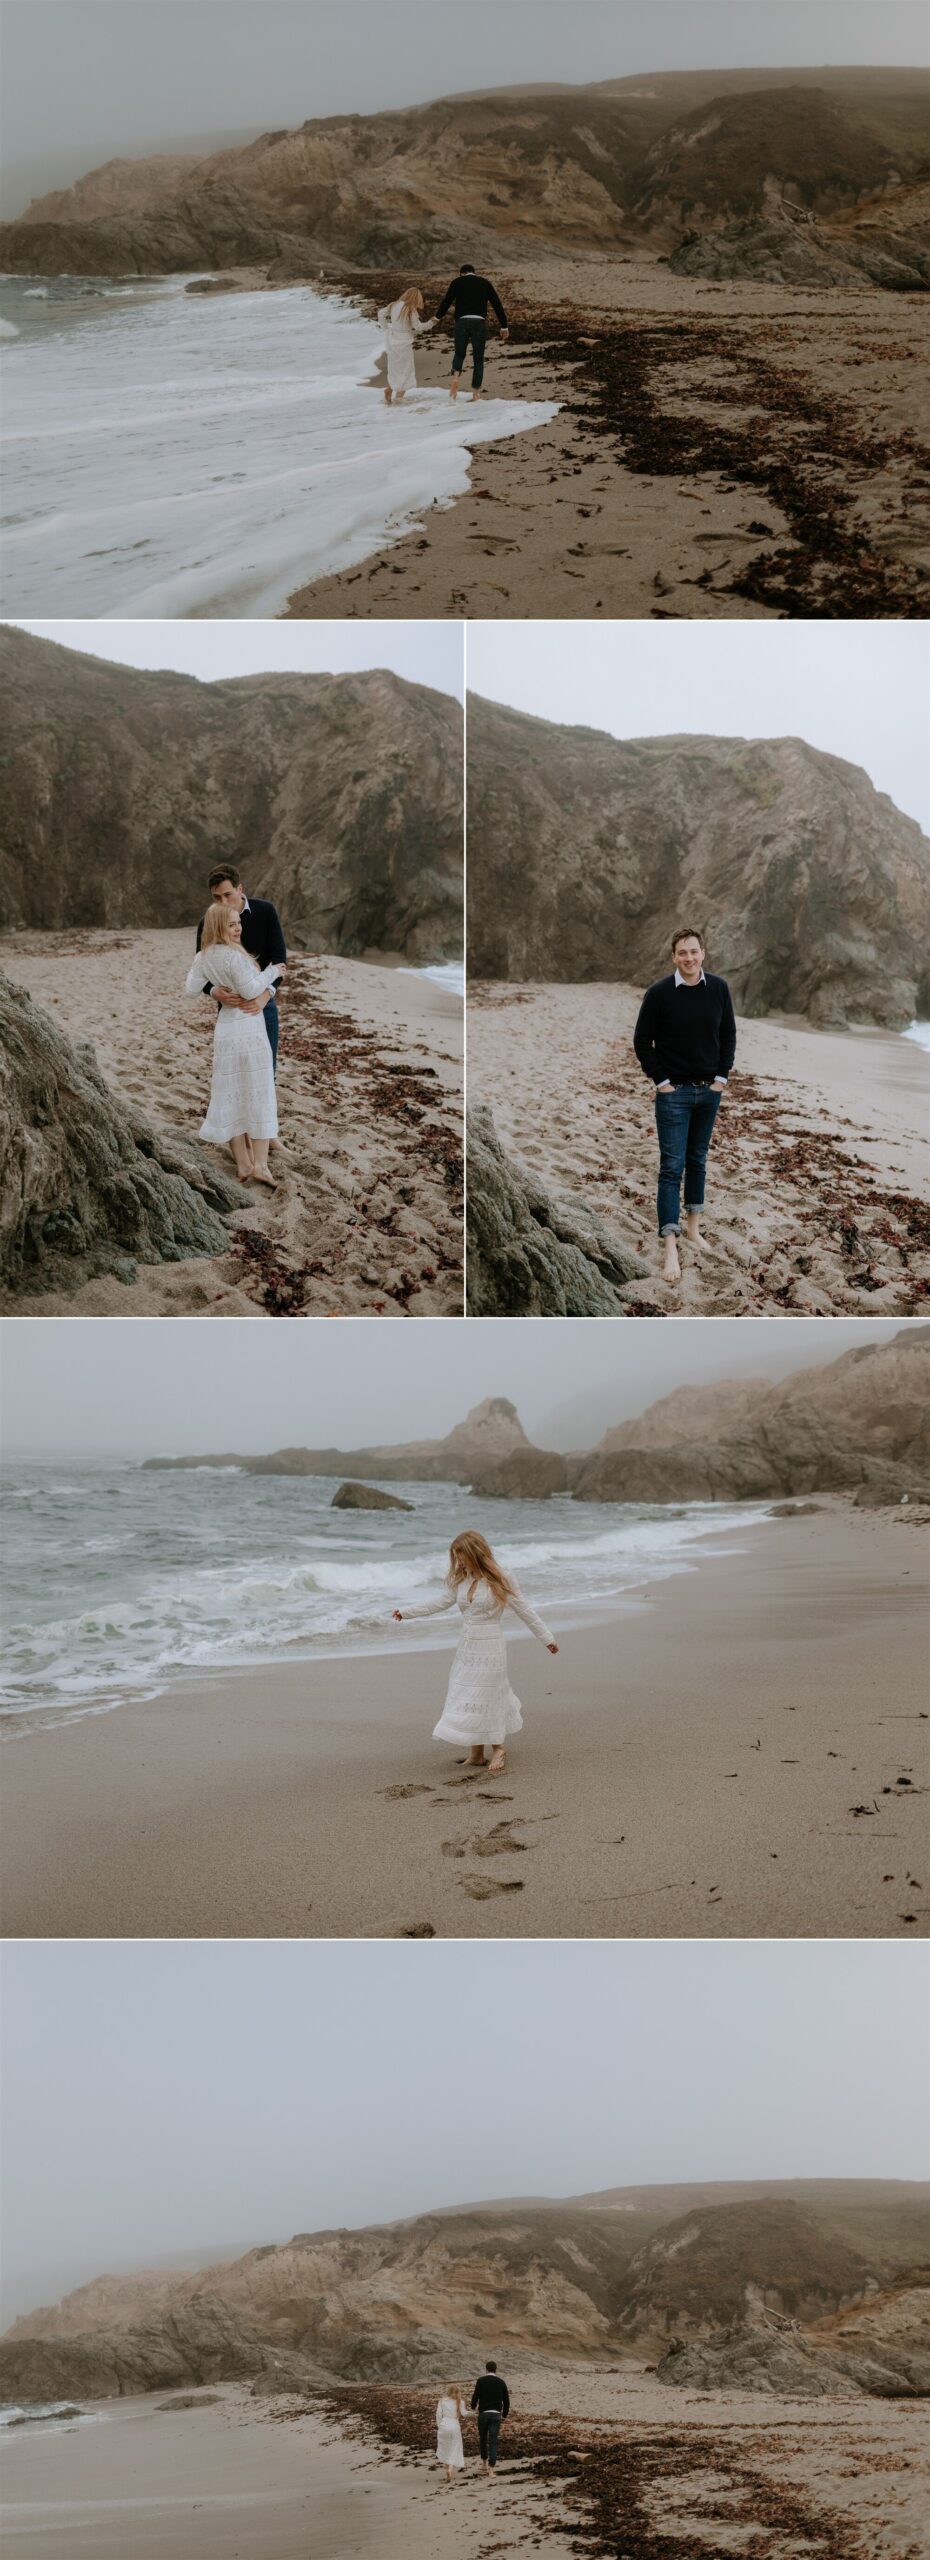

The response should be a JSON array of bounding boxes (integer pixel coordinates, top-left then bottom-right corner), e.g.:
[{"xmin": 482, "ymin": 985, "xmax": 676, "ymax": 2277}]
[
  {"xmin": 456, "ymin": 1875, "xmax": 525, "ymax": 1902},
  {"xmin": 377, "ymin": 1783, "xmax": 434, "ymax": 1802},
  {"xmin": 441, "ymin": 1821, "xmax": 528, "ymax": 1862}
]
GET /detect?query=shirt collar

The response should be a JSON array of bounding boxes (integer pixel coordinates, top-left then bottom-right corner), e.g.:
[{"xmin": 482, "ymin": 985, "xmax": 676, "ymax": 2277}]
[
  {"xmin": 240, "ymin": 895, "xmax": 250, "ymax": 913},
  {"xmin": 674, "ymin": 966, "xmax": 705, "ymax": 986}
]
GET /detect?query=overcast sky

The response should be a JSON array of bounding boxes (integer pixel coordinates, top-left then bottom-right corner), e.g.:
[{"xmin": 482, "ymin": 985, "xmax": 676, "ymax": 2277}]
[
  {"xmin": 468, "ymin": 625, "xmax": 930, "ymax": 834},
  {"xmin": 3, "ymin": 2, "xmax": 926, "ymax": 212},
  {"xmin": 0, "ymin": 1317, "xmax": 903, "ymax": 1458},
  {"xmin": 8, "ymin": 619, "xmax": 464, "ymax": 701},
  {"xmin": 2, "ymin": 1938, "xmax": 926, "ymax": 2317}
]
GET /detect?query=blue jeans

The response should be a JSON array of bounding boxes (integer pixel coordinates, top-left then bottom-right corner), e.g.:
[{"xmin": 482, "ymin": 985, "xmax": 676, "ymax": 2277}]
[
  {"xmin": 655, "ymin": 1084, "xmax": 721, "ymax": 1234},
  {"xmin": 452, "ymin": 317, "xmax": 486, "ymax": 387},
  {"xmin": 263, "ymin": 996, "xmax": 279, "ymax": 1076}
]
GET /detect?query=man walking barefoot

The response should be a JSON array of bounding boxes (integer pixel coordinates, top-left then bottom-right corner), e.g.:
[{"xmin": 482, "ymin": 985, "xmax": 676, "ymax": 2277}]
[
  {"xmin": 633, "ymin": 929, "xmax": 736, "ymax": 1284},
  {"xmin": 436, "ymin": 263, "xmax": 509, "ymax": 399},
  {"xmin": 471, "ymin": 2360, "xmax": 510, "ymax": 2477}
]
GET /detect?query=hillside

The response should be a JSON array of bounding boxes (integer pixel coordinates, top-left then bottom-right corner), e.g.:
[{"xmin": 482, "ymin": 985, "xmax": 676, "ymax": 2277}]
[
  {"xmin": 466, "ymin": 697, "xmax": 930, "ymax": 1029},
  {"xmin": 0, "ymin": 627, "xmax": 462, "ymax": 963},
  {"xmin": 3, "ymin": 2181, "xmax": 927, "ymax": 2406},
  {"xmin": 1, "ymin": 68, "xmax": 926, "ymax": 277}
]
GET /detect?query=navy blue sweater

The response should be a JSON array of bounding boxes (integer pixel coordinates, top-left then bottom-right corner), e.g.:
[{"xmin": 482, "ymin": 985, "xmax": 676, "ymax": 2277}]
[
  {"xmin": 436, "ymin": 274, "xmax": 507, "ymax": 325},
  {"xmin": 633, "ymin": 972, "xmax": 736, "ymax": 1085},
  {"xmin": 471, "ymin": 2373, "xmax": 510, "ymax": 2416}
]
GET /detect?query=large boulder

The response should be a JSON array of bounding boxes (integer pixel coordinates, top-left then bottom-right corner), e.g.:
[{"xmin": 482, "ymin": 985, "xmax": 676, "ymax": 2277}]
[
  {"xmin": 466, "ymin": 1104, "xmax": 648, "ymax": 1316},
  {"xmin": 0, "ymin": 975, "xmax": 238, "ymax": 1294},
  {"xmin": 331, "ymin": 1482, "xmax": 413, "ymax": 1511},
  {"xmin": 467, "ymin": 700, "xmax": 930, "ymax": 1029},
  {"xmin": 0, "ymin": 627, "xmax": 463, "ymax": 965}
]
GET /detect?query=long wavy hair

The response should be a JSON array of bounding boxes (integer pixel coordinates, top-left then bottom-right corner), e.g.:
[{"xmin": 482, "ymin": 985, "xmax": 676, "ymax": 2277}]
[
  {"xmin": 200, "ymin": 900, "xmax": 241, "ymax": 953},
  {"xmin": 446, "ymin": 1530, "xmax": 514, "ymax": 1607},
  {"xmin": 398, "ymin": 284, "xmax": 424, "ymax": 317}
]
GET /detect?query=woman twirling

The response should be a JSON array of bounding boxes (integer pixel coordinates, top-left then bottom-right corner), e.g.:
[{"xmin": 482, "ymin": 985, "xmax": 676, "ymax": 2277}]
[
  {"xmin": 378, "ymin": 285, "xmax": 434, "ymax": 402},
  {"xmin": 435, "ymin": 2386, "xmax": 468, "ymax": 2482},
  {"xmin": 185, "ymin": 901, "xmax": 282, "ymax": 1186},
  {"xmin": 392, "ymin": 1530, "xmax": 559, "ymax": 1774}
]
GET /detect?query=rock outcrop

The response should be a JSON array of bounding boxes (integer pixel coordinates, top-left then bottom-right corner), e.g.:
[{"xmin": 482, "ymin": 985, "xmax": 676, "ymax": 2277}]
[
  {"xmin": 2, "ymin": 71, "xmax": 925, "ymax": 277},
  {"xmin": 143, "ymin": 1395, "xmax": 530, "ymax": 1484},
  {"xmin": 0, "ymin": 627, "xmax": 462, "ymax": 964},
  {"xmin": 467, "ymin": 698, "xmax": 930, "ymax": 1029},
  {"xmin": 4, "ymin": 2183, "xmax": 926, "ymax": 2408},
  {"xmin": 331, "ymin": 1482, "xmax": 413, "ymax": 1511},
  {"xmin": 465, "ymin": 1104, "xmax": 648, "ymax": 1316},
  {"xmin": 0, "ymin": 974, "xmax": 238, "ymax": 1295}
]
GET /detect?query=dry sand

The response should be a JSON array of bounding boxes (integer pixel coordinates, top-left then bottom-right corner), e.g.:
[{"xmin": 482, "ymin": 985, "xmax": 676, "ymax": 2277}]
[
  {"xmin": 3, "ymin": 2368, "xmax": 926, "ymax": 2559},
  {"xmin": 3, "ymin": 1506, "xmax": 927, "ymax": 1943},
  {"xmin": 0, "ymin": 929, "xmax": 463, "ymax": 1317},
  {"xmin": 468, "ymin": 980, "xmax": 930, "ymax": 1316},
  {"xmin": 285, "ymin": 254, "xmax": 930, "ymax": 620}
]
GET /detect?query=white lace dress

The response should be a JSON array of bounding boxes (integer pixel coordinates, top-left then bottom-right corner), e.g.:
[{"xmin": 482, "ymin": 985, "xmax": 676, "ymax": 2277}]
[
  {"xmin": 399, "ymin": 1576, "xmax": 554, "ymax": 1745},
  {"xmin": 435, "ymin": 2396, "xmax": 466, "ymax": 2468},
  {"xmin": 185, "ymin": 946, "xmax": 281, "ymax": 1143},
  {"xmin": 378, "ymin": 299, "xmax": 433, "ymax": 394}
]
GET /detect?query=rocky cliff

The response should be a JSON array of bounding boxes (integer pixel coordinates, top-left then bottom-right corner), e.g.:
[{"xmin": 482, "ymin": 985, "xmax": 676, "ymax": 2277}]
[
  {"xmin": 2, "ymin": 69, "xmax": 925, "ymax": 277},
  {"xmin": 3, "ymin": 2183, "xmax": 926, "ymax": 2407},
  {"xmin": 467, "ymin": 698, "xmax": 930, "ymax": 1029},
  {"xmin": 142, "ymin": 1395, "xmax": 530, "ymax": 1484},
  {"xmin": 0, "ymin": 974, "xmax": 239, "ymax": 1294},
  {"xmin": 0, "ymin": 627, "xmax": 462, "ymax": 963}
]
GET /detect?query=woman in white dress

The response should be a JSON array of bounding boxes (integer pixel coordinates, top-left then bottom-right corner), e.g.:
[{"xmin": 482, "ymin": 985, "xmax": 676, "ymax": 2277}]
[
  {"xmin": 435, "ymin": 2385, "xmax": 468, "ymax": 2481},
  {"xmin": 378, "ymin": 285, "xmax": 434, "ymax": 402},
  {"xmin": 392, "ymin": 1530, "xmax": 559, "ymax": 1774},
  {"xmin": 185, "ymin": 901, "xmax": 282, "ymax": 1186}
]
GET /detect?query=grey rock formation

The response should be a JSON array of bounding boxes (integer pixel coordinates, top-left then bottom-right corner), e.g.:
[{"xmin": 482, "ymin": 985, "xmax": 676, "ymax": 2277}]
[
  {"xmin": 331, "ymin": 1482, "xmax": 413, "ymax": 1511},
  {"xmin": 467, "ymin": 698, "xmax": 930, "ymax": 1029},
  {"xmin": 143, "ymin": 1395, "xmax": 530, "ymax": 1484},
  {"xmin": 466, "ymin": 1104, "xmax": 648, "ymax": 1316},
  {"xmin": 0, "ymin": 974, "xmax": 238, "ymax": 1295},
  {"xmin": 0, "ymin": 627, "xmax": 462, "ymax": 964},
  {"xmin": 658, "ymin": 2323, "xmax": 930, "ymax": 2400}
]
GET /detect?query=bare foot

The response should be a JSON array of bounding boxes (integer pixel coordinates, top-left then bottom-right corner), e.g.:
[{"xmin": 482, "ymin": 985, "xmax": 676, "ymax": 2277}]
[
  {"xmin": 488, "ymin": 1748, "xmax": 507, "ymax": 1774},
  {"xmin": 249, "ymin": 1170, "xmax": 277, "ymax": 1189},
  {"xmin": 383, "ymin": 386, "xmax": 392, "ymax": 403},
  {"xmin": 450, "ymin": 378, "xmax": 461, "ymax": 400},
  {"xmin": 662, "ymin": 1240, "xmax": 682, "ymax": 1284},
  {"xmin": 684, "ymin": 1216, "xmax": 708, "ymax": 1251},
  {"xmin": 469, "ymin": 1746, "xmax": 487, "ymax": 1767}
]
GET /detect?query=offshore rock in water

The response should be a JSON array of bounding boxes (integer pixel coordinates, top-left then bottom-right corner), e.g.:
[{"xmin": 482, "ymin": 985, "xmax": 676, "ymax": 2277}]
[
  {"xmin": 0, "ymin": 974, "xmax": 238, "ymax": 1294},
  {"xmin": 331, "ymin": 1481, "xmax": 414, "ymax": 1511}
]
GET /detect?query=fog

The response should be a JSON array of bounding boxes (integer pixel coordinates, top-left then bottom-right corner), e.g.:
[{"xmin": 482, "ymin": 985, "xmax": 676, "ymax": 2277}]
[
  {"xmin": 3, "ymin": 1938, "xmax": 927, "ymax": 2319},
  {"xmin": 3, "ymin": 1, "xmax": 925, "ymax": 214},
  {"xmin": 7, "ymin": 619, "xmax": 465, "ymax": 701},
  {"xmin": 0, "ymin": 1318, "xmax": 904, "ymax": 1459},
  {"xmin": 467, "ymin": 625, "xmax": 930, "ymax": 835}
]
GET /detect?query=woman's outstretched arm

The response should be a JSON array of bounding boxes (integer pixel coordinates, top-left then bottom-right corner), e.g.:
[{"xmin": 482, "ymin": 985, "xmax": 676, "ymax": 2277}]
[
  {"xmin": 507, "ymin": 1583, "xmax": 558, "ymax": 1648},
  {"xmin": 392, "ymin": 1590, "xmax": 457, "ymax": 1620}
]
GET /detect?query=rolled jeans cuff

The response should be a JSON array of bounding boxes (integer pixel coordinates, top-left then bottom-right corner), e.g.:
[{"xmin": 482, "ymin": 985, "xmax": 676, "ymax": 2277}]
[{"xmin": 660, "ymin": 1222, "xmax": 680, "ymax": 1237}]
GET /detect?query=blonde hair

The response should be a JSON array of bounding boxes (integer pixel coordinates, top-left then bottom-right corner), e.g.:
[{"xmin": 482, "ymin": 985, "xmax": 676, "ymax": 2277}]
[
  {"xmin": 447, "ymin": 1531, "xmax": 514, "ymax": 1608},
  {"xmin": 398, "ymin": 284, "xmax": 423, "ymax": 317},
  {"xmin": 200, "ymin": 900, "xmax": 241, "ymax": 953}
]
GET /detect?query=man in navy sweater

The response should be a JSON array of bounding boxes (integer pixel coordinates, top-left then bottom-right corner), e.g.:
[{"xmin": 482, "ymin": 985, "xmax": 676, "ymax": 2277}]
[
  {"xmin": 633, "ymin": 928, "xmax": 736, "ymax": 1284},
  {"xmin": 470, "ymin": 2361, "xmax": 510, "ymax": 2474},
  {"xmin": 436, "ymin": 263, "xmax": 509, "ymax": 399}
]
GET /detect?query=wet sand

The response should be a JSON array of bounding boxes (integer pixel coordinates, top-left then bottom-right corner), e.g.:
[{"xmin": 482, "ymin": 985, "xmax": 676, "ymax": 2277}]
[
  {"xmin": 3, "ymin": 2367, "xmax": 926, "ymax": 2560},
  {"xmin": 0, "ymin": 930, "xmax": 463, "ymax": 1317},
  {"xmin": 285, "ymin": 254, "xmax": 930, "ymax": 621},
  {"xmin": 468, "ymin": 981, "xmax": 930, "ymax": 1316},
  {"xmin": 3, "ymin": 1507, "xmax": 926, "ymax": 1942}
]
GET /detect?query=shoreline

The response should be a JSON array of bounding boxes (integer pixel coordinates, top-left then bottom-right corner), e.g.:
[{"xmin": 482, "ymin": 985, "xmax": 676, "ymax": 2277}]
[
  {"xmin": 284, "ymin": 253, "xmax": 930, "ymax": 621},
  {"xmin": 2, "ymin": 1506, "xmax": 926, "ymax": 1942},
  {"xmin": 2, "ymin": 2369, "xmax": 927, "ymax": 2560}
]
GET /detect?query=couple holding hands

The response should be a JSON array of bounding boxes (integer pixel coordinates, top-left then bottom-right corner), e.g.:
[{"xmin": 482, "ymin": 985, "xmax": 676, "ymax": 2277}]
[{"xmin": 379, "ymin": 262, "xmax": 509, "ymax": 403}]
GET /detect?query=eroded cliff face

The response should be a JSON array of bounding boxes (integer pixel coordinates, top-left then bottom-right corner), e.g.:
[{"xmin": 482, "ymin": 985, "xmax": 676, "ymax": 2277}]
[
  {"xmin": 2, "ymin": 72, "xmax": 924, "ymax": 276},
  {"xmin": 4, "ymin": 2189, "xmax": 927, "ymax": 2405},
  {"xmin": 467, "ymin": 697, "xmax": 930, "ymax": 1028},
  {"xmin": 0, "ymin": 628, "xmax": 462, "ymax": 962}
]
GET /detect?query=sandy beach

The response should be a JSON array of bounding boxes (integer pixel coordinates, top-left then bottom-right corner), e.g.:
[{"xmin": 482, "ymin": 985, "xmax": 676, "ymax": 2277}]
[
  {"xmin": 468, "ymin": 981, "xmax": 930, "ymax": 1316},
  {"xmin": 285, "ymin": 255, "xmax": 930, "ymax": 621},
  {"xmin": 3, "ymin": 2366, "xmax": 926, "ymax": 2559},
  {"xmin": 3, "ymin": 1505, "xmax": 926, "ymax": 1942},
  {"xmin": 0, "ymin": 930, "xmax": 463, "ymax": 1317}
]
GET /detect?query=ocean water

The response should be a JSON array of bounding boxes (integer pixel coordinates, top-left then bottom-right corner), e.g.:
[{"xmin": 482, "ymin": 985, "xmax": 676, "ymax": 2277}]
[
  {"xmin": 902, "ymin": 1020, "xmax": 930, "ymax": 1056},
  {"xmin": 405, "ymin": 959, "xmax": 464, "ymax": 998},
  {"xmin": 0, "ymin": 274, "xmax": 557, "ymax": 617},
  {"xmin": 0, "ymin": 1460, "xmax": 771, "ymax": 1734}
]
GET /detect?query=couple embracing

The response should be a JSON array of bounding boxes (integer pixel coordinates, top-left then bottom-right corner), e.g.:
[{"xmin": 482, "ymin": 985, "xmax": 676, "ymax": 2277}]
[{"xmin": 185, "ymin": 864, "xmax": 287, "ymax": 1187}]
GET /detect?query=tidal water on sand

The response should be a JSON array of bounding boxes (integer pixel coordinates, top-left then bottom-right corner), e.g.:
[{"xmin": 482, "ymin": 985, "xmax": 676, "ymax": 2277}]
[
  {"xmin": 1, "ymin": 1461, "xmax": 770, "ymax": 1731},
  {"xmin": 0, "ymin": 274, "xmax": 556, "ymax": 617}
]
